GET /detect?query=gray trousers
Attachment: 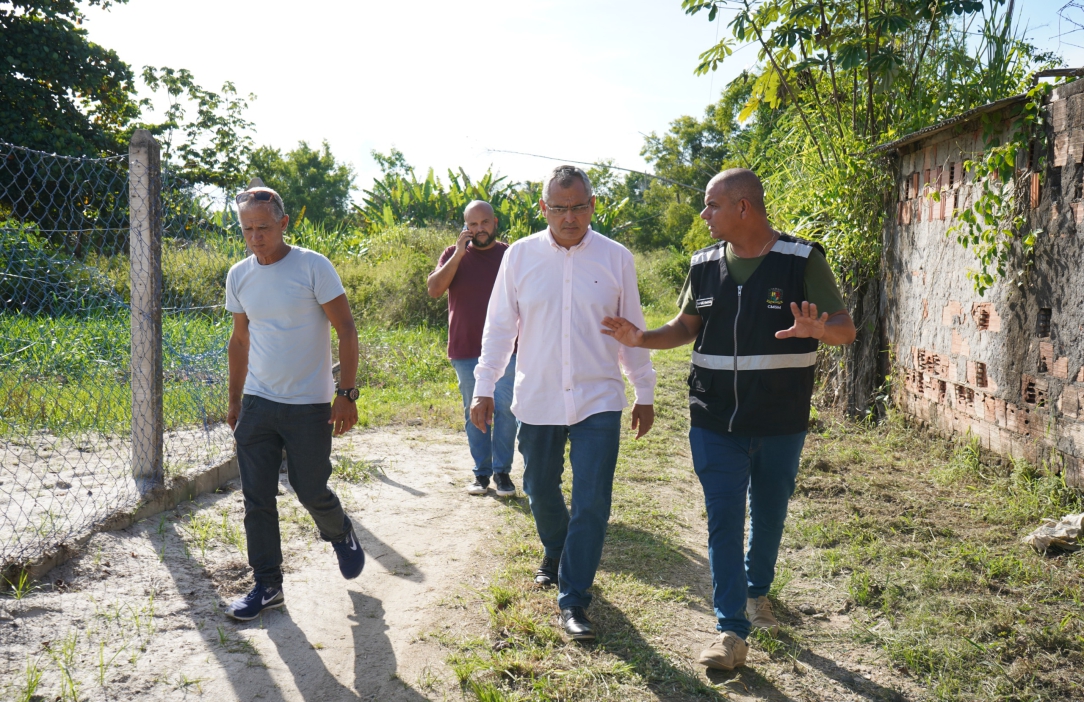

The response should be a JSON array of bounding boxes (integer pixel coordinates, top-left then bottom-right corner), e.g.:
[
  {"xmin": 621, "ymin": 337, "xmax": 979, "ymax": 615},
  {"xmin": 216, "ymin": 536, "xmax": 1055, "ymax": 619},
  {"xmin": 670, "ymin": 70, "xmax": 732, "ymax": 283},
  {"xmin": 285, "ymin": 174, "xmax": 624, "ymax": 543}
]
[{"xmin": 233, "ymin": 394, "xmax": 348, "ymax": 586}]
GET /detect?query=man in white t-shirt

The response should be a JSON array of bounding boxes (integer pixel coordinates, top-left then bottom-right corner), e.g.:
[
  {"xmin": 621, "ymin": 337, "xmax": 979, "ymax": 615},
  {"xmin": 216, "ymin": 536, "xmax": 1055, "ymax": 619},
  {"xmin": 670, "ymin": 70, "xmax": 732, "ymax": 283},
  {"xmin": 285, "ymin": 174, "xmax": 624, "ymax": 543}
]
[{"xmin": 223, "ymin": 186, "xmax": 365, "ymax": 621}]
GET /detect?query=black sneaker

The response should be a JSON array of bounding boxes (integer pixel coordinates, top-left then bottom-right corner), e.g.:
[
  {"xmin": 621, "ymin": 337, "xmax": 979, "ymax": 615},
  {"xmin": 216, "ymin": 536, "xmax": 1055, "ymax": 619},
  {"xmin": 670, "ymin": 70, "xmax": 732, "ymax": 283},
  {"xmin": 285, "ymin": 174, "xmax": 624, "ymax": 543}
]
[
  {"xmin": 534, "ymin": 556, "xmax": 558, "ymax": 587},
  {"xmin": 226, "ymin": 583, "xmax": 284, "ymax": 621},
  {"xmin": 493, "ymin": 472, "xmax": 516, "ymax": 497},
  {"xmin": 466, "ymin": 475, "xmax": 490, "ymax": 495},
  {"xmin": 331, "ymin": 516, "xmax": 365, "ymax": 580}
]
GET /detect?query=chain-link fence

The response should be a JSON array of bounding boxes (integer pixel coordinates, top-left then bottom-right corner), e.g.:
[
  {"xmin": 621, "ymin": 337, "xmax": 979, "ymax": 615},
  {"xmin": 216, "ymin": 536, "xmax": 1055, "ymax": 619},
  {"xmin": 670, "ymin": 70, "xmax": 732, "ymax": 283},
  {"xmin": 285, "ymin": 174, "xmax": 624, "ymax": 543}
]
[{"xmin": 1, "ymin": 132, "xmax": 237, "ymax": 573}]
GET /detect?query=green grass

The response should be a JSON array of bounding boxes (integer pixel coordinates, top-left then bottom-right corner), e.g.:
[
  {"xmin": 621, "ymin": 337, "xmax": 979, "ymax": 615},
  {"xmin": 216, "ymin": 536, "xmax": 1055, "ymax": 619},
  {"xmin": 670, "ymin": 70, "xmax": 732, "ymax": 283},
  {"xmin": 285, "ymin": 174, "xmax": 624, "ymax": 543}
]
[{"xmin": 1, "ymin": 309, "xmax": 458, "ymax": 437}]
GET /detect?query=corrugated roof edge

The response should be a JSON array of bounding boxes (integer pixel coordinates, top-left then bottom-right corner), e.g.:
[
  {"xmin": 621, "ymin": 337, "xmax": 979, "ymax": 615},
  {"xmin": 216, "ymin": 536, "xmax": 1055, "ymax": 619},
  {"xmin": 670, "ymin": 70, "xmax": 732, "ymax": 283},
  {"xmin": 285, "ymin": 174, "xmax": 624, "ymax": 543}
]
[{"xmin": 869, "ymin": 94, "xmax": 1028, "ymax": 155}]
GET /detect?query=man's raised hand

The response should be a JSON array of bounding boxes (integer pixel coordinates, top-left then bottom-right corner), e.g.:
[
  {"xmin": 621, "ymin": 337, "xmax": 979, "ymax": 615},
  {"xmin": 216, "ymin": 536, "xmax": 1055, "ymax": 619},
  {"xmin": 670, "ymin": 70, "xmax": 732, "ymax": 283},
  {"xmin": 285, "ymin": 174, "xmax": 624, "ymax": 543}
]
[
  {"xmin": 775, "ymin": 301, "xmax": 829, "ymax": 340},
  {"xmin": 455, "ymin": 228, "xmax": 473, "ymax": 256},
  {"xmin": 601, "ymin": 316, "xmax": 644, "ymax": 347}
]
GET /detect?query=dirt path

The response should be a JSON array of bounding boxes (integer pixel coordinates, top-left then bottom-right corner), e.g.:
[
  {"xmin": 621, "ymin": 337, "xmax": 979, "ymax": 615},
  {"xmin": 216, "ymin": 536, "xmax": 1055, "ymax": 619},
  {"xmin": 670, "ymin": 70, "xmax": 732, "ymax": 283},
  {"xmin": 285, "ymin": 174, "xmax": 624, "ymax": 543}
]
[{"xmin": 1, "ymin": 427, "xmax": 516, "ymax": 701}]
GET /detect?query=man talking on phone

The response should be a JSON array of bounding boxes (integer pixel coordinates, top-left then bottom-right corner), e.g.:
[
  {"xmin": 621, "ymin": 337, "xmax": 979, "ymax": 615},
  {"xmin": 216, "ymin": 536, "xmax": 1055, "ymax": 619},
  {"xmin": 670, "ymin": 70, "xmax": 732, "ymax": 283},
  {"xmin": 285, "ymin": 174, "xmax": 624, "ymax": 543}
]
[{"xmin": 427, "ymin": 200, "xmax": 517, "ymax": 498}]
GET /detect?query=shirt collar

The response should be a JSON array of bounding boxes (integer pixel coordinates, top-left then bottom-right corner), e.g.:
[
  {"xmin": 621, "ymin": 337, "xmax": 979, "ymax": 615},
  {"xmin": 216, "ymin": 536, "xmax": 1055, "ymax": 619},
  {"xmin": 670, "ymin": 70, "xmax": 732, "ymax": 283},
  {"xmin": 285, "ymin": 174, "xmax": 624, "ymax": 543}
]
[{"xmin": 545, "ymin": 226, "xmax": 595, "ymax": 252}]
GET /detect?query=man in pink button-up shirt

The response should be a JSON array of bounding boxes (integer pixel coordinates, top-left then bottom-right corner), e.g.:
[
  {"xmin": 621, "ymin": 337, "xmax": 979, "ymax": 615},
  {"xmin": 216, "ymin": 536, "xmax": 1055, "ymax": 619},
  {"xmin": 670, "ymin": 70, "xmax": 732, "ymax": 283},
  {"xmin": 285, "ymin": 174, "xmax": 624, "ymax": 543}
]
[{"xmin": 470, "ymin": 165, "xmax": 656, "ymax": 641}]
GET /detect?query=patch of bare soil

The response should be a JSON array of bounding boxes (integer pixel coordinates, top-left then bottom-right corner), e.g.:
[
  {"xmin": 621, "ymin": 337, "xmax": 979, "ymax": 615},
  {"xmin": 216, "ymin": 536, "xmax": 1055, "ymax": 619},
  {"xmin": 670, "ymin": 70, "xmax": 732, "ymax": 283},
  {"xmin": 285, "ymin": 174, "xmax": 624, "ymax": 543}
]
[{"xmin": 1, "ymin": 427, "xmax": 517, "ymax": 701}]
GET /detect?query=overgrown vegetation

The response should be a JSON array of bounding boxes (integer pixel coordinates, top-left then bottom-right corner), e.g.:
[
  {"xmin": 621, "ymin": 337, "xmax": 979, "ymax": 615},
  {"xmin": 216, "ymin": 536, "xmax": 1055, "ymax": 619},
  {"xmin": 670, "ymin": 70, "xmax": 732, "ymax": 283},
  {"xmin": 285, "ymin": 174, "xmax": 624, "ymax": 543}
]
[{"xmin": 654, "ymin": 0, "xmax": 1061, "ymax": 292}]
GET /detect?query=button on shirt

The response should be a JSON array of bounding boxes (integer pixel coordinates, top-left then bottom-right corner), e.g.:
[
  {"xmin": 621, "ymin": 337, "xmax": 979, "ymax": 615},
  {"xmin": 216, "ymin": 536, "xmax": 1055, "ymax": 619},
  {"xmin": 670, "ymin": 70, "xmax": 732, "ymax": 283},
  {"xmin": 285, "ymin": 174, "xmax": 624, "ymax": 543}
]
[{"xmin": 474, "ymin": 228, "xmax": 656, "ymax": 426}]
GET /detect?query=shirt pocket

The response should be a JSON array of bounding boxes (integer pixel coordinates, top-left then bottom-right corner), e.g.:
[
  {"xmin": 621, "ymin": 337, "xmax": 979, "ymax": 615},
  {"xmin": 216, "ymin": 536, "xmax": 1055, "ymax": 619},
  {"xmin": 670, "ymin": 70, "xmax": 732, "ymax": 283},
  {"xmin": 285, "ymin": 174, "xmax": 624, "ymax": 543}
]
[{"xmin": 688, "ymin": 366, "xmax": 715, "ymax": 396}]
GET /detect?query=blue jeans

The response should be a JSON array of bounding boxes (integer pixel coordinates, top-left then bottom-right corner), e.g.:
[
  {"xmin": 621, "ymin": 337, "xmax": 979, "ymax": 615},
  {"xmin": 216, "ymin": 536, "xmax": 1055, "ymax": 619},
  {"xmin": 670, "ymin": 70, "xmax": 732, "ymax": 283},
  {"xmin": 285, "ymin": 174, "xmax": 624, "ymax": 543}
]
[
  {"xmin": 518, "ymin": 410, "xmax": 622, "ymax": 609},
  {"xmin": 689, "ymin": 427, "xmax": 806, "ymax": 639},
  {"xmin": 451, "ymin": 354, "xmax": 516, "ymax": 477},
  {"xmin": 233, "ymin": 394, "xmax": 350, "ymax": 587}
]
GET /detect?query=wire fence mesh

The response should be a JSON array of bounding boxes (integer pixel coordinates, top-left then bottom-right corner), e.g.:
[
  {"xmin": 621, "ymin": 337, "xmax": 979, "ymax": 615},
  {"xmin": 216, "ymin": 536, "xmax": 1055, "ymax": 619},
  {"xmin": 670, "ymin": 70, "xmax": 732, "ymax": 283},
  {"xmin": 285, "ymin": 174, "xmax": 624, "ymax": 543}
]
[{"xmin": 1, "ymin": 136, "xmax": 237, "ymax": 573}]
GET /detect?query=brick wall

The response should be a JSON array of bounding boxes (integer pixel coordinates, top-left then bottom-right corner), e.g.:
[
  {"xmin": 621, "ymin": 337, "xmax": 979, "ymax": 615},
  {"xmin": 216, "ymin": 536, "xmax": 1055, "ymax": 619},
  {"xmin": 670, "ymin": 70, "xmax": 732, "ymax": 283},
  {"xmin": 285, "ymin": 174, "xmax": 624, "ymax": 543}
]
[{"xmin": 883, "ymin": 79, "xmax": 1084, "ymax": 488}]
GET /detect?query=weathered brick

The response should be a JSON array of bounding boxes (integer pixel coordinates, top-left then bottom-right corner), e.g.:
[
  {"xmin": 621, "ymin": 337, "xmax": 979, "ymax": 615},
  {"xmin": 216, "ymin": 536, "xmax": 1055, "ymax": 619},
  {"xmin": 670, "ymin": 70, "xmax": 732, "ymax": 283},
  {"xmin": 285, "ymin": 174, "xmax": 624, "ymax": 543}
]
[
  {"xmin": 1051, "ymin": 98, "xmax": 1068, "ymax": 132},
  {"xmin": 942, "ymin": 300, "xmax": 963, "ymax": 326},
  {"xmin": 951, "ymin": 330, "xmax": 970, "ymax": 357},
  {"xmin": 1006, "ymin": 404, "xmax": 1032, "ymax": 436},
  {"xmin": 1039, "ymin": 341, "xmax": 1054, "ymax": 374},
  {"xmin": 1054, "ymin": 132, "xmax": 1069, "ymax": 168},
  {"xmin": 1053, "ymin": 356, "xmax": 1070, "ymax": 379},
  {"xmin": 972, "ymin": 302, "xmax": 1001, "ymax": 332},
  {"xmin": 1069, "ymin": 128, "xmax": 1084, "ymax": 164},
  {"xmin": 1058, "ymin": 386, "xmax": 1084, "ymax": 419}
]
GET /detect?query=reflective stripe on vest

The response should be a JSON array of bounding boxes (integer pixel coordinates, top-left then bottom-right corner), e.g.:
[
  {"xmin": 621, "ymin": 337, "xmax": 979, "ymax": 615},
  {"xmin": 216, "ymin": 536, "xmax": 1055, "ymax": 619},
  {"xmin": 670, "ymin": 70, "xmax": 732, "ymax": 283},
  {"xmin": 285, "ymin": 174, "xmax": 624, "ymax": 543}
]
[{"xmin": 691, "ymin": 350, "xmax": 818, "ymax": 371}]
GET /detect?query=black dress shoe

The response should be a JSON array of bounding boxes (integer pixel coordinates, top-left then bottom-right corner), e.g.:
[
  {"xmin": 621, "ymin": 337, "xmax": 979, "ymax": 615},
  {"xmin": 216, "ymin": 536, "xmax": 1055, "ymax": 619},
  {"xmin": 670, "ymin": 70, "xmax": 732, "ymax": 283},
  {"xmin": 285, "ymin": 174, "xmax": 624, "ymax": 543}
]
[
  {"xmin": 560, "ymin": 606, "xmax": 596, "ymax": 641},
  {"xmin": 534, "ymin": 556, "xmax": 558, "ymax": 587}
]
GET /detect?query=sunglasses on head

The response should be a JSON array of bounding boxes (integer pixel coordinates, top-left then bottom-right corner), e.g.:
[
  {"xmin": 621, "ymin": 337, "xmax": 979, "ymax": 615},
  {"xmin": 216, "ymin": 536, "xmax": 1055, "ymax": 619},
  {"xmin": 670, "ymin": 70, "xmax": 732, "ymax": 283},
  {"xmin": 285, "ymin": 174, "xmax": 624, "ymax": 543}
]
[{"xmin": 235, "ymin": 190, "xmax": 282, "ymax": 206}]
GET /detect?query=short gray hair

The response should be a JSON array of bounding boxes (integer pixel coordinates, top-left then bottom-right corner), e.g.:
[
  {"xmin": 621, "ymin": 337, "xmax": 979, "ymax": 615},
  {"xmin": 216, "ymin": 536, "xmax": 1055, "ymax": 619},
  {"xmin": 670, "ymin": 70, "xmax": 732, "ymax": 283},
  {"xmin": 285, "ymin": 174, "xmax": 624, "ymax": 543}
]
[
  {"xmin": 236, "ymin": 186, "xmax": 286, "ymax": 220},
  {"xmin": 543, "ymin": 165, "xmax": 593, "ymax": 202}
]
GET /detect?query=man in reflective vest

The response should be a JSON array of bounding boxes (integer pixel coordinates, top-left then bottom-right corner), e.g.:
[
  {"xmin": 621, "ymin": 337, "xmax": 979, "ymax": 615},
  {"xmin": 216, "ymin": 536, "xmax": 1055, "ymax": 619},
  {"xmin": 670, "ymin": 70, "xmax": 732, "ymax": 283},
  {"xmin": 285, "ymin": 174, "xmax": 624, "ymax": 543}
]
[{"xmin": 601, "ymin": 168, "xmax": 856, "ymax": 670}]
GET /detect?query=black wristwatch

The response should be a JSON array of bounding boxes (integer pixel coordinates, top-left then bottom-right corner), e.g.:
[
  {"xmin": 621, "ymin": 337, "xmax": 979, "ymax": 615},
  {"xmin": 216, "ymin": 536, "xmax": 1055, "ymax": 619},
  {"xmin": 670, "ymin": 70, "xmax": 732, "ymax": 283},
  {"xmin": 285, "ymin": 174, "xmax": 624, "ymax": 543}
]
[{"xmin": 335, "ymin": 387, "xmax": 360, "ymax": 402}]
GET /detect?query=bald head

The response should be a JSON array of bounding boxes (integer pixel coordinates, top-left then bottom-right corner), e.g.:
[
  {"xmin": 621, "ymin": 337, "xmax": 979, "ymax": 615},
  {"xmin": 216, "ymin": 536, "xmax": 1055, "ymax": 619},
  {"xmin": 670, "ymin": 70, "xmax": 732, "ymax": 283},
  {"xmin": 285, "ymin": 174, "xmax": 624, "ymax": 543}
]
[
  {"xmin": 463, "ymin": 200, "xmax": 494, "ymax": 220},
  {"xmin": 707, "ymin": 168, "xmax": 766, "ymax": 214},
  {"xmin": 463, "ymin": 199, "xmax": 498, "ymax": 249}
]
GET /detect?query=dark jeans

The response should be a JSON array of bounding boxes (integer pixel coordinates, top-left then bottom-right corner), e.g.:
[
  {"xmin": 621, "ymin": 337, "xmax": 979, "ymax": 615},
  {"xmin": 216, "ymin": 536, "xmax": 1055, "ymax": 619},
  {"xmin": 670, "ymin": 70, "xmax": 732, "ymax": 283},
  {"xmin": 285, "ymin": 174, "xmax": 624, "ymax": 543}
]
[
  {"xmin": 689, "ymin": 426, "xmax": 806, "ymax": 639},
  {"xmin": 233, "ymin": 394, "xmax": 349, "ymax": 587},
  {"xmin": 518, "ymin": 410, "xmax": 622, "ymax": 609}
]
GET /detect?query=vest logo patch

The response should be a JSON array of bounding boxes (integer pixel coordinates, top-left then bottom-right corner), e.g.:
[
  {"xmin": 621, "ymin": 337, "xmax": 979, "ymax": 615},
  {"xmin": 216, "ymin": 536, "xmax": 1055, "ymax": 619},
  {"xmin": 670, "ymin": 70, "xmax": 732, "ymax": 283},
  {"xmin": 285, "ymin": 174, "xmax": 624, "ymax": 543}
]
[
  {"xmin": 767, "ymin": 288, "xmax": 783, "ymax": 309},
  {"xmin": 695, "ymin": 297, "xmax": 713, "ymax": 309}
]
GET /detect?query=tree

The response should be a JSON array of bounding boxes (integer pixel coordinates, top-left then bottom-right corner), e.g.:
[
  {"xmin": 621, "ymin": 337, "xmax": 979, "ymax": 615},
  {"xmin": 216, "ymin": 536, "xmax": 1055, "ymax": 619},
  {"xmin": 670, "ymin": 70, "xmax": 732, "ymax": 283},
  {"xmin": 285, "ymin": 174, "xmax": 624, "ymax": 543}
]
[
  {"xmin": 140, "ymin": 66, "xmax": 256, "ymax": 190},
  {"xmin": 248, "ymin": 141, "xmax": 356, "ymax": 225},
  {"xmin": 0, "ymin": 0, "xmax": 140, "ymax": 155}
]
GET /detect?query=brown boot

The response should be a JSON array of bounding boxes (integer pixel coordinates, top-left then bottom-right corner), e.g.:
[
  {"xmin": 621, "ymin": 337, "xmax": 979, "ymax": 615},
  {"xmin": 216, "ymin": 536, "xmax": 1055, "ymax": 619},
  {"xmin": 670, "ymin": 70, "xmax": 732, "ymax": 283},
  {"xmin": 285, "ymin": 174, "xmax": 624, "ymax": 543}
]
[
  {"xmin": 697, "ymin": 631, "xmax": 749, "ymax": 670},
  {"xmin": 746, "ymin": 596, "xmax": 780, "ymax": 635}
]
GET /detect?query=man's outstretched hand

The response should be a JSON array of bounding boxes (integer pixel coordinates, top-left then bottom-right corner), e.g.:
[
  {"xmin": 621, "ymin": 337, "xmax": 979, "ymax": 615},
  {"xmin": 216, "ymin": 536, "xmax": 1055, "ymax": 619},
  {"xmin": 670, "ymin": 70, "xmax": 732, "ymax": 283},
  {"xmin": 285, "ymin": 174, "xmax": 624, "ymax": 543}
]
[
  {"xmin": 601, "ymin": 316, "xmax": 644, "ymax": 347},
  {"xmin": 470, "ymin": 396, "xmax": 494, "ymax": 433},
  {"xmin": 775, "ymin": 301, "xmax": 829, "ymax": 340}
]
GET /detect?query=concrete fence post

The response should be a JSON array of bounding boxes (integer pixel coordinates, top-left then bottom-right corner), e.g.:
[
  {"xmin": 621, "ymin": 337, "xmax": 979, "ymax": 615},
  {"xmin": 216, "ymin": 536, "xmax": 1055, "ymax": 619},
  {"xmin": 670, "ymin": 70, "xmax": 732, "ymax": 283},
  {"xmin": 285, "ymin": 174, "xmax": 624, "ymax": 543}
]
[{"xmin": 129, "ymin": 129, "xmax": 163, "ymax": 489}]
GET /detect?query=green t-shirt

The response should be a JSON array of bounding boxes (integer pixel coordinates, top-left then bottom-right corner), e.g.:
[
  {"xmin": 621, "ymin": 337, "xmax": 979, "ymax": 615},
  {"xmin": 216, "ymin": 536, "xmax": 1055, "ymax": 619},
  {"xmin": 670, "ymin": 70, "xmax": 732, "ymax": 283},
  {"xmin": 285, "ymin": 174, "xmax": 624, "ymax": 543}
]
[{"xmin": 677, "ymin": 245, "xmax": 846, "ymax": 316}]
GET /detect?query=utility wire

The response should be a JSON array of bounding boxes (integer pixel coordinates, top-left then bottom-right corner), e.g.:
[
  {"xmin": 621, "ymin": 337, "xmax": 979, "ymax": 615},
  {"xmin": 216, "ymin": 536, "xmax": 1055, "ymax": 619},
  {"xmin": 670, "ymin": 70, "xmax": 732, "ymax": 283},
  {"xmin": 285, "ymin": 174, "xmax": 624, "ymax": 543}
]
[{"xmin": 485, "ymin": 148, "xmax": 702, "ymax": 192}]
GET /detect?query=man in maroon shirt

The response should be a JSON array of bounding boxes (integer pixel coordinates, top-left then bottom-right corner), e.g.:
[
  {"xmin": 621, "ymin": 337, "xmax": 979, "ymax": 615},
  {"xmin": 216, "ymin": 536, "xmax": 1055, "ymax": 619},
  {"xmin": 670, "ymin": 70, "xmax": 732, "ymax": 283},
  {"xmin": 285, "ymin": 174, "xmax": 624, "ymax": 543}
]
[{"xmin": 427, "ymin": 200, "xmax": 517, "ymax": 497}]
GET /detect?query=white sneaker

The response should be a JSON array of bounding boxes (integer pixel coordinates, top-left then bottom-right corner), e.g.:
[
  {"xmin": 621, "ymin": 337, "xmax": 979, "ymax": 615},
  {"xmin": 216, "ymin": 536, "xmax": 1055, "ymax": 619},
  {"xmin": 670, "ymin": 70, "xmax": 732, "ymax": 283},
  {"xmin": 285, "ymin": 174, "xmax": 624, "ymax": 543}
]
[
  {"xmin": 747, "ymin": 596, "xmax": 779, "ymax": 635},
  {"xmin": 466, "ymin": 476, "xmax": 490, "ymax": 495},
  {"xmin": 697, "ymin": 631, "xmax": 748, "ymax": 670}
]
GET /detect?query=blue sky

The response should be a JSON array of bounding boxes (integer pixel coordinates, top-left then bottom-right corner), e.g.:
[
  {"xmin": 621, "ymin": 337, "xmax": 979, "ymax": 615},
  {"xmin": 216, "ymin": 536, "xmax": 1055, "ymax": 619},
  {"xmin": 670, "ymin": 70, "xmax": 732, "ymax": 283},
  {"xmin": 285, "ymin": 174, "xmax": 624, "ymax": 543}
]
[{"xmin": 83, "ymin": 0, "xmax": 1084, "ymax": 193}]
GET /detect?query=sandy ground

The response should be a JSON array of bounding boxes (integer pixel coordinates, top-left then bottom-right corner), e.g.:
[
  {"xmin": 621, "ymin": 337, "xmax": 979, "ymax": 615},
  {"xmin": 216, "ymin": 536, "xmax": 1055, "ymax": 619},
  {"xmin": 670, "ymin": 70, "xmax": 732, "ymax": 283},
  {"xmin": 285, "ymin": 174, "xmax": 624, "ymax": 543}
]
[{"xmin": 1, "ymin": 427, "xmax": 513, "ymax": 701}]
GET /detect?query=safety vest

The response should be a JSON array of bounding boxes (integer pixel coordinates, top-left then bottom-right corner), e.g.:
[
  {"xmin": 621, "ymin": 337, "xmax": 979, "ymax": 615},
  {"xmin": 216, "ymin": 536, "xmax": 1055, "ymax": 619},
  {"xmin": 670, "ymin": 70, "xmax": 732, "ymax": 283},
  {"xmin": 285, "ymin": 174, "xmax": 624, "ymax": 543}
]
[{"xmin": 687, "ymin": 234, "xmax": 822, "ymax": 436}]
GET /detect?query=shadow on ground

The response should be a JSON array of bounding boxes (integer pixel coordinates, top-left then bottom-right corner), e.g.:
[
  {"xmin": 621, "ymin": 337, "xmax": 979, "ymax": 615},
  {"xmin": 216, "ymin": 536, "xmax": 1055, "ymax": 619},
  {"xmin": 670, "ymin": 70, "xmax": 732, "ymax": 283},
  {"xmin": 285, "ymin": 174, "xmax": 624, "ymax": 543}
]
[{"xmin": 157, "ymin": 490, "xmax": 429, "ymax": 701}]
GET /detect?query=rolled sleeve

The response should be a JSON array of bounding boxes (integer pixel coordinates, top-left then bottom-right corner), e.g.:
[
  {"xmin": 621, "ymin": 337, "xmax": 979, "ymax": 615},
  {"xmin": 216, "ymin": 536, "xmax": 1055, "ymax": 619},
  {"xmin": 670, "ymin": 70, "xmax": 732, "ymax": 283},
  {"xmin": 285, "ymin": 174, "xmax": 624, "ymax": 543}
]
[
  {"xmin": 473, "ymin": 253, "xmax": 518, "ymax": 398},
  {"xmin": 617, "ymin": 254, "xmax": 656, "ymax": 405}
]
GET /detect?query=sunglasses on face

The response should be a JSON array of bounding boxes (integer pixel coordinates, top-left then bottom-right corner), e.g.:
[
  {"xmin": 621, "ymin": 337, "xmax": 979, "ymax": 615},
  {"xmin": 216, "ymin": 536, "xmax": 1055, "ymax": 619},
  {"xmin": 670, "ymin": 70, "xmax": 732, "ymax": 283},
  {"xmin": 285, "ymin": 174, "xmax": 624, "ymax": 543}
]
[{"xmin": 235, "ymin": 190, "xmax": 283, "ymax": 207}]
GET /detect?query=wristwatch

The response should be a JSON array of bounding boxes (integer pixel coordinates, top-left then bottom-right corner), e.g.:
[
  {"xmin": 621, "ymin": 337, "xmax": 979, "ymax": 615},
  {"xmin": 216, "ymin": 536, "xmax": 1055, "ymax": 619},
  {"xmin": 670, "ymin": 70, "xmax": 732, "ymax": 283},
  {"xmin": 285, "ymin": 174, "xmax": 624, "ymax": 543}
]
[{"xmin": 335, "ymin": 387, "xmax": 360, "ymax": 402}]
